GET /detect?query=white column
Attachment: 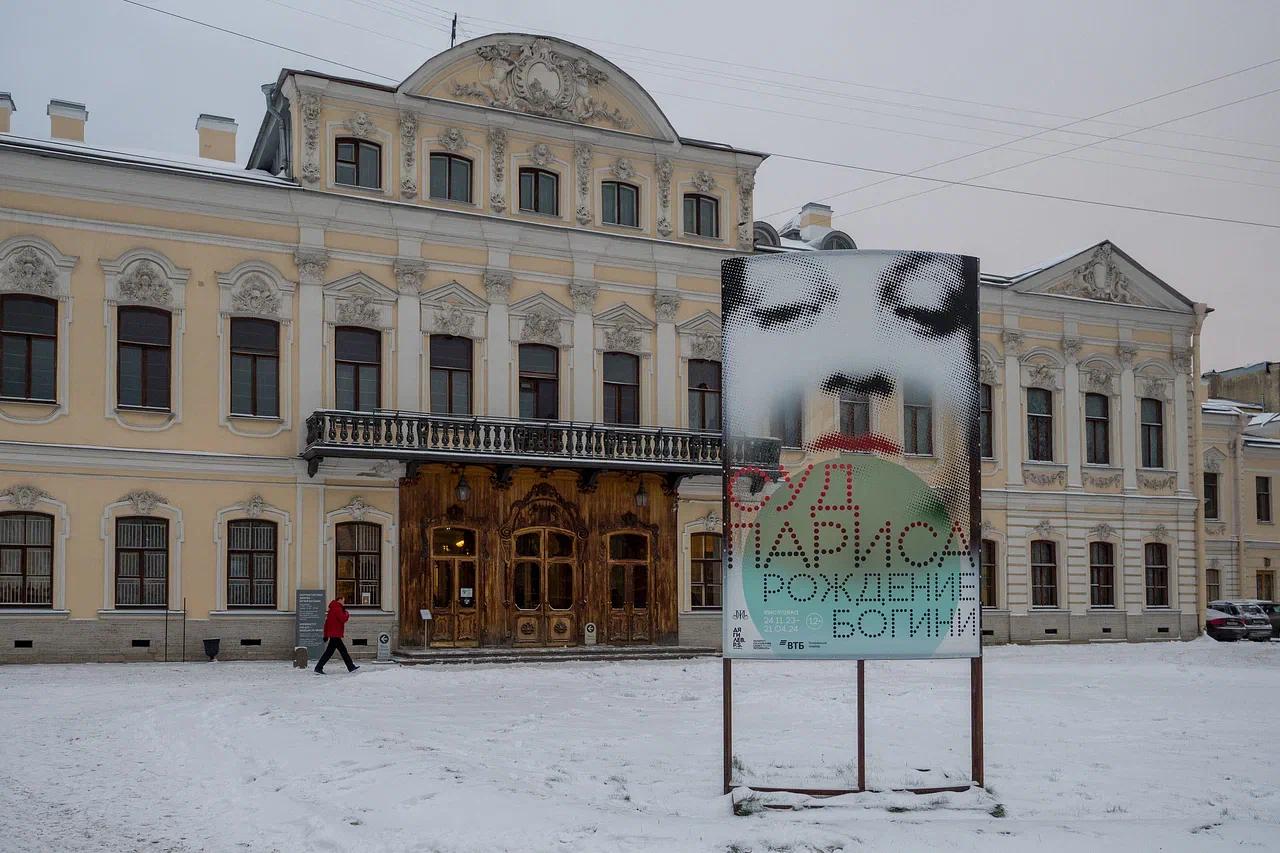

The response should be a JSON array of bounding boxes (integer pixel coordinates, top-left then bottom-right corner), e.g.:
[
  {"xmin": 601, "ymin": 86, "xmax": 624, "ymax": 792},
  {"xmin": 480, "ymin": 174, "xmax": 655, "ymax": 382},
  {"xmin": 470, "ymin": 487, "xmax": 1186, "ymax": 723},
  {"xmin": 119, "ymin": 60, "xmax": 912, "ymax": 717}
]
[
  {"xmin": 484, "ymin": 271, "xmax": 512, "ymax": 417},
  {"xmin": 294, "ymin": 247, "xmax": 328, "ymax": 451},
  {"xmin": 1173, "ymin": 348, "xmax": 1192, "ymax": 493},
  {"xmin": 655, "ymin": 290, "xmax": 681, "ymax": 427},
  {"xmin": 570, "ymin": 281, "xmax": 598, "ymax": 422},
  {"xmin": 1002, "ymin": 331, "xmax": 1024, "ymax": 487},
  {"xmin": 1063, "ymin": 338, "xmax": 1083, "ymax": 489},
  {"xmin": 393, "ymin": 260, "xmax": 426, "ymax": 411},
  {"xmin": 1119, "ymin": 344, "xmax": 1139, "ymax": 491}
]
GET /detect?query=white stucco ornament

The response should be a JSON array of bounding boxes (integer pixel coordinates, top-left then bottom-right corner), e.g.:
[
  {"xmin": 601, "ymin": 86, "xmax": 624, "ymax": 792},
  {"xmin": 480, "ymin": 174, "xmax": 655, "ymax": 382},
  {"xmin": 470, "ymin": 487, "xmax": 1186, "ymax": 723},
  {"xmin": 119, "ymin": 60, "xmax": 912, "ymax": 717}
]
[
  {"xmin": 1, "ymin": 484, "xmax": 51, "ymax": 510},
  {"xmin": 1, "ymin": 247, "xmax": 57, "ymax": 295},
  {"xmin": 118, "ymin": 261, "xmax": 172, "ymax": 307}
]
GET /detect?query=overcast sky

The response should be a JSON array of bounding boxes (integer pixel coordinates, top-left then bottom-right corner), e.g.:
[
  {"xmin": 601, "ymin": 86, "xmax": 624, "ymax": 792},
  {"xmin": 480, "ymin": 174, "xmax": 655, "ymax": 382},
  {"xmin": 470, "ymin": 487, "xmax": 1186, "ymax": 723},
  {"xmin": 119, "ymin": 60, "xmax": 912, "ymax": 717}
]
[{"xmin": 5, "ymin": 0, "xmax": 1278, "ymax": 370}]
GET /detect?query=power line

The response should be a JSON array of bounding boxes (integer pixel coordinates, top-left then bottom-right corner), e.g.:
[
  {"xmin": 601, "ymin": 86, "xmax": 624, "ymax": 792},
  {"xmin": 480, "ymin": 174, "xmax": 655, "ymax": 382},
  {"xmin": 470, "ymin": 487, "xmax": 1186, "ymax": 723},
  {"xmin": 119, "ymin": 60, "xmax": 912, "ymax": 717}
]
[
  {"xmin": 111, "ymin": 0, "xmax": 1280, "ymax": 232},
  {"xmin": 448, "ymin": 7, "xmax": 1280, "ymax": 153},
  {"xmin": 117, "ymin": 0, "xmax": 398, "ymax": 81},
  {"xmin": 831, "ymin": 84, "xmax": 1280, "ymax": 223}
]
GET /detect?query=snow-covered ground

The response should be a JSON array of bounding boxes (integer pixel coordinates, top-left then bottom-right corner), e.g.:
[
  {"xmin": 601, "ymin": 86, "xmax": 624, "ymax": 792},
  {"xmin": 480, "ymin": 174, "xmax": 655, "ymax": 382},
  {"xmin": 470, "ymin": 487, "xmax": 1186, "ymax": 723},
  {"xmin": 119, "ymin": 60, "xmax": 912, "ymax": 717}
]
[{"xmin": 1, "ymin": 639, "xmax": 1276, "ymax": 853}]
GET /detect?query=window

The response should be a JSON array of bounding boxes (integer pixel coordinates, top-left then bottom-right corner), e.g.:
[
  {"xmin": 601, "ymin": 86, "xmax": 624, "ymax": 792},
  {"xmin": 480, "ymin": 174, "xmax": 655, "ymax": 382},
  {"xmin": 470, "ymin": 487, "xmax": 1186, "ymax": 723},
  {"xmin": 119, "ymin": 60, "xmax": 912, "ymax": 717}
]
[
  {"xmin": 229, "ymin": 317, "xmax": 279, "ymax": 417},
  {"xmin": 1027, "ymin": 387, "xmax": 1053, "ymax": 462},
  {"xmin": 1206, "ymin": 567, "xmax": 1221, "ymax": 602},
  {"xmin": 518, "ymin": 168, "xmax": 559, "ymax": 216},
  {"xmin": 518, "ymin": 344, "xmax": 559, "ymax": 420},
  {"xmin": 335, "ymin": 138, "xmax": 381, "ymax": 189},
  {"xmin": 429, "ymin": 335, "xmax": 472, "ymax": 414},
  {"xmin": 1204, "ymin": 472, "xmax": 1220, "ymax": 520},
  {"xmin": 602, "ymin": 181, "xmax": 639, "ymax": 227},
  {"xmin": 432, "ymin": 527, "xmax": 477, "ymax": 613},
  {"xmin": 771, "ymin": 391, "xmax": 803, "ymax": 448},
  {"xmin": 1089, "ymin": 541, "xmax": 1115, "ymax": 608},
  {"xmin": 608, "ymin": 533, "xmax": 648, "ymax": 610},
  {"xmin": 1141, "ymin": 398, "xmax": 1164, "ymax": 468},
  {"xmin": 1085, "ymin": 392, "xmax": 1110, "ymax": 465},
  {"xmin": 117, "ymin": 307, "xmax": 171, "ymax": 410},
  {"xmin": 1031, "ymin": 539, "xmax": 1057, "ymax": 608},
  {"xmin": 115, "ymin": 517, "xmax": 168, "ymax": 608},
  {"xmin": 1258, "ymin": 571, "xmax": 1275, "ymax": 601},
  {"xmin": 688, "ymin": 359, "xmax": 721, "ymax": 431},
  {"xmin": 429, "ymin": 153, "xmax": 472, "ymax": 203},
  {"xmin": 1144, "ymin": 542, "xmax": 1169, "ymax": 607},
  {"xmin": 683, "ymin": 193, "xmax": 719, "ymax": 239},
  {"xmin": 0, "ymin": 295, "xmax": 56, "ymax": 402},
  {"xmin": 0, "ymin": 512, "xmax": 53, "ymax": 607},
  {"xmin": 904, "ymin": 382, "xmax": 933, "ymax": 455},
  {"xmin": 1258, "ymin": 476, "xmax": 1272, "ymax": 523},
  {"xmin": 690, "ymin": 532, "xmax": 722, "ymax": 610},
  {"xmin": 979, "ymin": 539, "xmax": 997, "ymax": 609},
  {"xmin": 603, "ymin": 351, "xmax": 639, "ymax": 425},
  {"xmin": 978, "ymin": 384, "xmax": 993, "ymax": 458},
  {"xmin": 335, "ymin": 327, "xmax": 380, "ymax": 411},
  {"xmin": 336, "ymin": 521, "xmax": 381, "ymax": 607},
  {"xmin": 842, "ymin": 391, "xmax": 871, "ymax": 440},
  {"xmin": 227, "ymin": 520, "xmax": 276, "ymax": 608}
]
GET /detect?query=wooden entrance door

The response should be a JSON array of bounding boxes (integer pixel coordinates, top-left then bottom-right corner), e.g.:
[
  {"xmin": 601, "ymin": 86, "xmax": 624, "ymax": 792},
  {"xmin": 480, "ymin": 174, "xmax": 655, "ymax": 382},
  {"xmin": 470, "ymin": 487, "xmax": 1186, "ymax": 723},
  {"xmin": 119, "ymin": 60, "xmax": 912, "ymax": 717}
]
[
  {"xmin": 511, "ymin": 528, "xmax": 577, "ymax": 646},
  {"xmin": 429, "ymin": 526, "xmax": 479, "ymax": 647},
  {"xmin": 607, "ymin": 532, "xmax": 651, "ymax": 644}
]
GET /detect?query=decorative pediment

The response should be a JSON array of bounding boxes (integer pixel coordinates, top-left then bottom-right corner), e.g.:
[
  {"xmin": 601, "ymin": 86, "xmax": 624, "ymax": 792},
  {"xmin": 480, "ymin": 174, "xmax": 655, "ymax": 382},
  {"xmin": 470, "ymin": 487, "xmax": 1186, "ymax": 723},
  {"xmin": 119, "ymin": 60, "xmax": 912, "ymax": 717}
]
[
  {"xmin": 323, "ymin": 273, "xmax": 396, "ymax": 329},
  {"xmin": 979, "ymin": 350, "xmax": 1001, "ymax": 386},
  {"xmin": 594, "ymin": 303, "xmax": 654, "ymax": 331},
  {"xmin": 217, "ymin": 261, "xmax": 294, "ymax": 321},
  {"xmin": 401, "ymin": 35, "xmax": 676, "ymax": 141},
  {"xmin": 0, "ymin": 484, "xmax": 52, "ymax": 510},
  {"xmin": 510, "ymin": 292, "xmax": 572, "ymax": 346},
  {"xmin": 421, "ymin": 281, "xmax": 487, "ymax": 339},
  {"xmin": 678, "ymin": 310, "xmax": 723, "ymax": 361},
  {"xmin": 0, "ymin": 236, "xmax": 77, "ymax": 299},
  {"xmin": 1021, "ymin": 354, "xmax": 1062, "ymax": 390},
  {"xmin": 121, "ymin": 489, "xmax": 166, "ymax": 515},
  {"xmin": 1013, "ymin": 241, "xmax": 1193, "ymax": 312},
  {"xmin": 420, "ymin": 280, "xmax": 489, "ymax": 312},
  {"xmin": 1203, "ymin": 447, "xmax": 1226, "ymax": 473},
  {"xmin": 101, "ymin": 249, "xmax": 190, "ymax": 311}
]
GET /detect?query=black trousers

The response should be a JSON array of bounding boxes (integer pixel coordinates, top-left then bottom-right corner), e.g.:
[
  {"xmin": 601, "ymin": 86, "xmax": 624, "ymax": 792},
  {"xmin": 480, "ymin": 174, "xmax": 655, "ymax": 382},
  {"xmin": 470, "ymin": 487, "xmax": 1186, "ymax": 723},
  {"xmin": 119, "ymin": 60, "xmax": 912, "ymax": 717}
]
[{"xmin": 315, "ymin": 637, "xmax": 356, "ymax": 672}]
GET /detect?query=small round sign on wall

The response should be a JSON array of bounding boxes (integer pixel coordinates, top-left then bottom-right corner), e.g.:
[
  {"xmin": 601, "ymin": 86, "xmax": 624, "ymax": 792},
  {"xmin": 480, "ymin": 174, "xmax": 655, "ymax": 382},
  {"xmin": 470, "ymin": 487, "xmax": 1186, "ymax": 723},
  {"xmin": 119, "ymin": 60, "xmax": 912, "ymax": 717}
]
[{"xmin": 584, "ymin": 622, "xmax": 597, "ymax": 646}]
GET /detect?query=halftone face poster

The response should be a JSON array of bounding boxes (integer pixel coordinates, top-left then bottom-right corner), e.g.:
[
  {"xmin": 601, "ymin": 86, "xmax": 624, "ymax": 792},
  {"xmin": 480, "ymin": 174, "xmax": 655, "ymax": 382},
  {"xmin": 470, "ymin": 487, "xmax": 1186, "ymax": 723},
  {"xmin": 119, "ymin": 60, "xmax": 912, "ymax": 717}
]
[{"xmin": 721, "ymin": 251, "xmax": 981, "ymax": 660}]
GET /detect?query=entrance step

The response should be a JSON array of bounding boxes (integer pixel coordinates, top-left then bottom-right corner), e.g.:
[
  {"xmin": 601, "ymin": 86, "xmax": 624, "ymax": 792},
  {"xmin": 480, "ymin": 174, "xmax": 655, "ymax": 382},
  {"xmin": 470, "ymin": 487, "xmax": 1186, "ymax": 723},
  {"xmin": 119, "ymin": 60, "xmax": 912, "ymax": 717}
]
[{"xmin": 393, "ymin": 645, "xmax": 719, "ymax": 666}]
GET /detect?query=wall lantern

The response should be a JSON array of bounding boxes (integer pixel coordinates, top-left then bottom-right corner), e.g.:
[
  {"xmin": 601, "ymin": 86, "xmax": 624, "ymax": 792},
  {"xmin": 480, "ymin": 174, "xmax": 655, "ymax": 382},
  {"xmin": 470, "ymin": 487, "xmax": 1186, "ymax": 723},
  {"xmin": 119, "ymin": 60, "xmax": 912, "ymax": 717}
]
[
  {"xmin": 455, "ymin": 473, "xmax": 472, "ymax": 502},
  {"xmin": 634, "ymin": 481, "xmax": 648, "ymax": 508}
]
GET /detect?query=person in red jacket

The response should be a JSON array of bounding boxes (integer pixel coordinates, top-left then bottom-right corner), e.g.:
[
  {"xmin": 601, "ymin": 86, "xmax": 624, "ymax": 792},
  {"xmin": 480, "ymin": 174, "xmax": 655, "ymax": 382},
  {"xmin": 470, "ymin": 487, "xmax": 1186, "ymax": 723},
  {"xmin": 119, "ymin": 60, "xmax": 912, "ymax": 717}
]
[{"xmin": 315, "ymin": 596, "xmax": 359, "ymax": 674}]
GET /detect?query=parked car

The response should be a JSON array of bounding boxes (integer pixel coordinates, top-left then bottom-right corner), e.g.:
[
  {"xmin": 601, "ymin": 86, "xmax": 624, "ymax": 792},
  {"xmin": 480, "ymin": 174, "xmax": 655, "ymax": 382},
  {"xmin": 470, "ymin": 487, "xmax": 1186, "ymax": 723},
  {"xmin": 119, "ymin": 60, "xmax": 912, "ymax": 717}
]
[
  {"xmin": 1204, "ymin": 607, "xmax": 1247, "ymax": 641},
  {"xmin": 1208, "ymin": 600, "xmax": 1273, "ymax": 641},
  {"xmin": 1243, "ymin": 599, "xmax": 1280, "ymax": 638}
]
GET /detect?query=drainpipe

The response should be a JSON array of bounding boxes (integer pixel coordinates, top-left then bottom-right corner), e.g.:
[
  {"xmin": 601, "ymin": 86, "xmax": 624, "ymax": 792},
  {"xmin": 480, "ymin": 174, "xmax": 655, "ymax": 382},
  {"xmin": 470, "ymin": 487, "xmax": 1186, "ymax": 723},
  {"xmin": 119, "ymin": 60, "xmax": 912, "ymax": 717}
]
[{"xmin": 1191, "ymin": 303, "xmax": 1208, "ymax": 632}]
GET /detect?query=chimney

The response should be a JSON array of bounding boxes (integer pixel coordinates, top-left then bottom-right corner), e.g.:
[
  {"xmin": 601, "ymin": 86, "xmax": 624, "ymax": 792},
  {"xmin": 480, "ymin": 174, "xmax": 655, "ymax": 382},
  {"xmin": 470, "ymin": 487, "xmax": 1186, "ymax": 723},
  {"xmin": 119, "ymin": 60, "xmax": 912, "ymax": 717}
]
[
  {"xmin": 0, "ymin": 93, "xmax": 14, "ymax": 134},
  {"xmin": 797, "ymin": 201, "xmax": 833, "ymax": 243},
  {"xmin": 196, "ymin": 114, "xmax": 237, "ymax": 162},
  {"xmin": 47, "ymin": 99, "xmax": 87, "ymax": 142}
]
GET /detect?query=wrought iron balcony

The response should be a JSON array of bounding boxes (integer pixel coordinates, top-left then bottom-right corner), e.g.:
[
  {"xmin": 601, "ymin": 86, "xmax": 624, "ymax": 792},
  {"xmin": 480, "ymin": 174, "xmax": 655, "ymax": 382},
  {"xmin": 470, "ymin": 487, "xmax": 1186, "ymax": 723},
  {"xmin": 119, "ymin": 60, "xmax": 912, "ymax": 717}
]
[{"xmin": 302, "ymin": 409, "xmax": 749, "ymax": 477}]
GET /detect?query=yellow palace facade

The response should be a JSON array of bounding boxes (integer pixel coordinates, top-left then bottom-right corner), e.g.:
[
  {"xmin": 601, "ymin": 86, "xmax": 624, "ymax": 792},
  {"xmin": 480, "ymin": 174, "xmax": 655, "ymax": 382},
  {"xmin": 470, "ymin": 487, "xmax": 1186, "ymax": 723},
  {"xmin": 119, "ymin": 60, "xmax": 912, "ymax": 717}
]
[{"xmin": 0, "ymin": 35, "xmax": 761, "ymax": 661}]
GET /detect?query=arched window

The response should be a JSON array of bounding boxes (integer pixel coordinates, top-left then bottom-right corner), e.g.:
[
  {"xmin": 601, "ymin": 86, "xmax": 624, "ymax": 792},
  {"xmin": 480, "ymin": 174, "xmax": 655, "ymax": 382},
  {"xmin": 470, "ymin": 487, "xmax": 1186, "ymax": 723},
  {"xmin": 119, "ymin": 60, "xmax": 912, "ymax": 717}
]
[
  {"xmin": 603, "ymin": 351, "xmax": 639, "ymax": 425},
  {"xmin": 335, "ymin": 138, "xmax": 381, "ymax": 189},
  {"xmin": 688, "ymin": 359, "xmax": 721, "ymax": 432},
  {"xmin": 690, "ymin": 532, "xmax": 722, "ymax": 610},
  {"xmin": 335, "ymin": 326, "xmax": 381, "ymax": 411},
  {"xmin": 1144, "ymin": 542, "xmax": 1169, "ymax": 608},
  {"xmin": 1141, "ymin": 397, "xmax": 1164, "ymax": 468},
  {"xmin": 0, "ymin": 511, "xmax": 53, "ymax": 606},
  {"xmin": 1027, "ymin": 387, "xmax": 1053, "ymax": 462},
  {"xmin": 821, "ymin": 232, "xmax": 856, "ymax": 251},
  {"xmin": 1085, "ymin": 392, "xmax": 1109, "ymax": 465},
  {"xmin": 602, "ymin": 181, "xmax": 639, "ymax": 227},
  {"xmin": 979, "ymin": 539, "xmax": 997, "ymax": 609},
  {"xmin": 1030, "ymin": 539, "xmax": 1057, "ymax": 608},
  {"xmin": 336, "ymin": 521, "xmax": 381, "ymax": 607},
  {"xmin": 230, "ymin": 317, "xmax": 280, "ymax": 417},
  {"xmin": 0, "ymin": 294, "xmax": 57, "ymax": 402},
  {"xmin": 518, "ymin": 168, "xmax": 559, "ymax": 216},
  {"xmin": 682, "ymin": 193, "xmax": 719, "ymax": 238},
  {"xmin": 978, "ymin": 383, "xmax": 993, "ymax": 458},
  {"xmin": 1089, "ymin": 541, "xmax": 1115, "ymax": 607},
  {"xmin": 117, "ymin": 307, "xmax": 172, "ymax": 410},
  {"xmin": 115, "ymin": 516, "xmax": 168, "ymax": 608},
  {"xmin": 518, "ymin": 343, "xmax": 559, "ymax": 420},
  {"xmin": 227, "ymin": 519, "xmax": 277, "ymax": 608},
  {"xmin": 429, "ymin": 153, "xmax": 472, "ymax": 202},
  {"xmin": 429, "ymin": 334, "xmax": 472, "ymax": 414}
]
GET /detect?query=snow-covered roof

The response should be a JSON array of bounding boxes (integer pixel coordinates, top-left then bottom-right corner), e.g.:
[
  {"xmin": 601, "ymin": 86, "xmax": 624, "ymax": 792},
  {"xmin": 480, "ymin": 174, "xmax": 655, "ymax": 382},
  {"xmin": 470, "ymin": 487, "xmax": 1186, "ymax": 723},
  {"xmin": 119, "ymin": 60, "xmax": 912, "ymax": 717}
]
[
  {"xmin": 1203, "ymin": 398, "xmax": 1265, "ymax": 415},
  {"xmin": 0, "ymin": 132, "xmax": 293, "ymax": 188},
  {"xmin": 1249, "ymin": 412, "xmax": 1280, "ymax": 428}
]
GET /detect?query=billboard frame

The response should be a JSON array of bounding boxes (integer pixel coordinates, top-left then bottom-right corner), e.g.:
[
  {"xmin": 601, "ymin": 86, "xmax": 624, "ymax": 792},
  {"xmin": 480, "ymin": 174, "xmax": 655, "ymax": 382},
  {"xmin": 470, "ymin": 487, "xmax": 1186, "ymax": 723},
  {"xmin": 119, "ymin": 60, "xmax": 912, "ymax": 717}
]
[{"xmin": 718, "ymin": 251, "xmax": 985, "ymax": 799}]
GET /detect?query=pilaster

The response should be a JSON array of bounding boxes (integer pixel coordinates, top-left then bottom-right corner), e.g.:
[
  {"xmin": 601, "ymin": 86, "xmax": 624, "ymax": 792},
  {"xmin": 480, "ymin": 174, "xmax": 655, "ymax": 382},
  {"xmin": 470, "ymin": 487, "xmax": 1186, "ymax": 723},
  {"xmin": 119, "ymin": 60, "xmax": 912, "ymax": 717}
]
[
  {"xmin": 570, "ymin": 280, "xmax": 598, "ymax": 421},
  {"xmin": 654, "ymin": 289, "xmax": 681, "ymax": 427},
  {"xmin": 484, "ymin": 270, "xmax": 512, "ymax": 416},
  {"xmin": 294, "ymin": 246, "xmax": 329, "ymax": 441},
  {"xmin": 1119, "ymin": 344, "xmax": 1139, "ymax": 491},
  {"xmin": 1062, "ymin": 337, "xmax": 1083, "ymax": 489},
  {"xmin": 393, "ymin": 259, "xmax": 427, "ymax": 411},
  {"xmin": 1002, "ymin": 330, "xmax": 1024, "ymax": 487}
]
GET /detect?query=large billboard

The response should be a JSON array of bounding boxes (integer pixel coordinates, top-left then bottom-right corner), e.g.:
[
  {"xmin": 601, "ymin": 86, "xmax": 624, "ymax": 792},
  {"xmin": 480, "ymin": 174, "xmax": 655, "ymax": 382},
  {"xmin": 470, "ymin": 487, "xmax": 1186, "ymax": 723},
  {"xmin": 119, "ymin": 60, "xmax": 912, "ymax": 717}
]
[{"xmin": 721, "ymin": 251, "xmax": 981, "ymax": 660}]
